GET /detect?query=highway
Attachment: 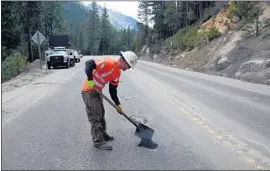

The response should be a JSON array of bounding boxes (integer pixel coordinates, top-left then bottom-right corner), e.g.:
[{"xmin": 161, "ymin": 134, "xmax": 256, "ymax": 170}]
[{"xmin": 2, "ymin": 56, "xmax": 270, "ymax": 170}]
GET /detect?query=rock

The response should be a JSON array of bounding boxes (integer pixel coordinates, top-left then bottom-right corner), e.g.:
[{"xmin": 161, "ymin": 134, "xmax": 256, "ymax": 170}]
[
  {"xmin": 198, "ymin": 8, "xmax": 231, "ymax": 35},
  {"xmin": 218, "ymin": 26, "xmax": 229, "ymax": 34},
  {"xmin": 265, "ymin": 59, "xmax": 270, "ymax": 67},
  {"xmin": 151, "ymin": 44, "xmax": 161, "ymax": 54},
  {"xmin": 146, "ymin": 48, "xmax": 150, "ymax": 56},
  {"xmin": 174, "ymin": 54, "xmax": 183, "ymax": 60},
  {"xmin": 140, "ymin": 45, "xmax": 147, "ymax": 54},
  {"xmin": 260, "ymin": 30, "xmax": 270, "ymax": 40},
  {"xmin": 230, "ymin": 20, "xmax": 244, "ymax": 30},
  {"xmin": 237, "ymin": 60, "xmax": 264, "ymax": 73},
  {"xmin": 265, "ymin": 71, "xmax": 270, "ymax": 79},
  {"xmin": 201, "ymin": 18, "xmax": 215, "ymax": 31},
  {"xmin": 180, "ymin": 52, "xmax": 187, "ymax": 59},
  {"xmin": 160, "ymin": 48, "xmax": 166, "ymax": 55},
  {"xmin": 217, "ymin": 56, "xmax": 230, "ymax": 70},
  {"xmin": 231, "ymin": 16, "xmax": 240, "ymax": 23}
]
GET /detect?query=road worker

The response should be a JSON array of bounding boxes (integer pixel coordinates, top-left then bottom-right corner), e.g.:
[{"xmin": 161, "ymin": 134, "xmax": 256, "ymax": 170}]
[{"xmin": 81, "ymin": 51, "xmax": 138, "ymax": 150}]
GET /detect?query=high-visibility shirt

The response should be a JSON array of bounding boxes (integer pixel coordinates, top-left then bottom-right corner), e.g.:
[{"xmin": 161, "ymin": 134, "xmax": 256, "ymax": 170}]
[{"xmin": 81, "ymin": 58, "xmax": 121, "ymax": 92}]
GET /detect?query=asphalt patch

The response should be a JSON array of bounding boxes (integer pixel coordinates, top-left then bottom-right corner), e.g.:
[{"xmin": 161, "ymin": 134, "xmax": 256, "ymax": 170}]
[
  {"xmin": 130, "ymin": 115, "xmax": 149, "ymax": 125},
  {"xmin": 137, "ymin": 138, "xmax": 158, "ymax": 149}
]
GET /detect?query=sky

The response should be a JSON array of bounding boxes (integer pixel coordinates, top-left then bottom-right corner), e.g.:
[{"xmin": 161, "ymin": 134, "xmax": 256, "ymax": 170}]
[{"xmin": 81, "ymin": 1, "xmax": 139, "ymax": 21}]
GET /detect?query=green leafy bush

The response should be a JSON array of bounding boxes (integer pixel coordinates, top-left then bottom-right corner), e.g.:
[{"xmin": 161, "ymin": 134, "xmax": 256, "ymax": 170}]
[
  {"xmin": 134, "ymin": 36, "xmax": 143, "ymax": 54},
  {"xmin": 165, "ymin": 26, "xmax": 202, "ymax": 52},
  {"xmin": 164, "ymin": 37, "xmax": 173, "ymax": 52},
  {"xmin": 1, "ymin": 51, "xmax": 28, "ymax": 82},
  {"xmin": 165, "ymin": 25, "xmax": 222, "ymax": 52},
  {"xmin": 206, "ymin": 27, "xmax": 221, "ymax": 41},
  {"xmin": 264, "ymin": 18, "xmax": 270, "ymax": 28}
]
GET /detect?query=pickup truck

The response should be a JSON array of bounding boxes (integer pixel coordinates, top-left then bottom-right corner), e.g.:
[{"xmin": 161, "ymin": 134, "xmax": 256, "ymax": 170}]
[
  {"xmin": 66, "ymin": 49, "xmax": 78, "ymax": 64},
  {"xmin": 73, "ymin": 50, "xmax": 81, "ymax": 63},
  {"xmin": 47, "ymin": 48, "xmax": 75, "ymax": 69}
]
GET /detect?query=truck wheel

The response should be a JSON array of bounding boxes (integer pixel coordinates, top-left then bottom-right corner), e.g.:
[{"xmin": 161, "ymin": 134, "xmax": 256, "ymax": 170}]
[
  {"xmin": 70, "ymin": 60, "xmax": 74, "ymax": 67},
  {"xmin": 47, "ymin": 63, "xmax": 51, "ymax": 69},
  {"xmin": 66, "ymin": 61, "xmax": 70, "ymax": 68},
  {"xmin": 71, "ymin": 59, "xmax": 75, "ymax": 67}
]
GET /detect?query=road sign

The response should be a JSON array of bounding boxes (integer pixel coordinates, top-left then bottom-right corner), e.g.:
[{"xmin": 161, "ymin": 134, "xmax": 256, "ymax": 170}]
[
  {"xmin": 31, "ymin": 30, "xmax": 45, "ymax": 45},
  {"xmin": 31, "ymin": 30, "xmax": 47, "ymax": 73}
]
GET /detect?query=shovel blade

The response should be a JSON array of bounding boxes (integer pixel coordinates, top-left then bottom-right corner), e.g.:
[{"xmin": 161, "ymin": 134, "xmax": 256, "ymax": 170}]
[{"xmin": 134, "ymin": 123, "xmax": 154, "ymax": 140}]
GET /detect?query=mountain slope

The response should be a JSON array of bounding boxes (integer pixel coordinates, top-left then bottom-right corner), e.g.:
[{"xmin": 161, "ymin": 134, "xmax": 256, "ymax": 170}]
[
  {"xmin": 92, "ymin": 4, "xmax": 138, "ymax": 31},
  {"xmin": 62, "ymin": 2, "xmax": 137, "ymax": 31}
]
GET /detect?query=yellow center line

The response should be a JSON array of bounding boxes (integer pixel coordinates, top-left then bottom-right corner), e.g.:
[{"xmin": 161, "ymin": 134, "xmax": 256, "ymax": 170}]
[
  {"xmin": 256, "ymin": 165, "xmax": 265, "ymax": 170},
  {"xmin": 208, "ymin": 130, "xmax": 215, "ymax": 134},
  {"xmin": 223, "ymin": 141, "xmax": 232, "ymax": 146},
  {"xmin": 198, "ymin": 121, "xmax": 204, "ymax": 124},
  {"xmin": 216, "ymin": 135, "xmax": 223, "ymax": 140},
  {"xmin": 245, "ymin": 157, "xmax": 256, "ymax": 164},
  {"xmin": 203, "ymin": 125, "xmax": 209, "ymax": 129},
  {"xmin": 132, "ymin": 72, "xmax": 270, "ymax": 170},
  {"xmin": 192, "ymin": 117, "xmax": 199, "ymax": 121}
]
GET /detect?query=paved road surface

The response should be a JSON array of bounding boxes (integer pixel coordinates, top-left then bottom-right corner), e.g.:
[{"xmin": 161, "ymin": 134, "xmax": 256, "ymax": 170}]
[{"xmin": 2, "ymin": 56, "xmax": 270, "ymax": 170}]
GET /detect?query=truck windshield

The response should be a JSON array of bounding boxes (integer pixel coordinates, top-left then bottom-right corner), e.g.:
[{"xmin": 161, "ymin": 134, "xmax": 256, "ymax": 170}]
[{"xmin": 53, "ymin": 50, "xmax": 66, "ymax": 55}]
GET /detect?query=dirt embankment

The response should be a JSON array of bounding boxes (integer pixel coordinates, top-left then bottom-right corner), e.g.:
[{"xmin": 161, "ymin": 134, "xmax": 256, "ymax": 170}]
[
  {"xmin": 139, "ymin": 3, "xmax": 270, "ymax": 85},
  {"xmin": 2, "ymin": 59, "xmax": 54, "ymax": 93}
]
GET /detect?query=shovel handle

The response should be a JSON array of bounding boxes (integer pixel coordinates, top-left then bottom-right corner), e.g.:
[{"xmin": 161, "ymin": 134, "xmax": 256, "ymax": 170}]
[{"xmin": 95, "ymin": 89, "xmax": 139, "ymax": 128}]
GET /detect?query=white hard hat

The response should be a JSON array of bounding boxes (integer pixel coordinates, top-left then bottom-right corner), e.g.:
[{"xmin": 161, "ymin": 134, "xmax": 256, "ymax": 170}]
[{"xmin": 120, "ymin": 51, "xmax": 138, "ymax": 68}]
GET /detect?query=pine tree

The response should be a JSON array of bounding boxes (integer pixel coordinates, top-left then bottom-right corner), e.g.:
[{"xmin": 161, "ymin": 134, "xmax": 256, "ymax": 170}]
[
  {"xmin": 87, "ymin": 1, "xmax": 101, "ymax": 55},
  {"xmin": 1, "ymin": 1, "xmax": 22, "ymax": 52},
  {"xmin": 99, "ymin": 6, "xmax": 113, "ymax": 55}
]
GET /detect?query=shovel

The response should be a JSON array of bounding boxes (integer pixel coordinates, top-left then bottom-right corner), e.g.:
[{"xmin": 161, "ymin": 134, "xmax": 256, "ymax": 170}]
[{"xmin": 95, "ymin": 89, "xmax": 158, "ymax": 149}]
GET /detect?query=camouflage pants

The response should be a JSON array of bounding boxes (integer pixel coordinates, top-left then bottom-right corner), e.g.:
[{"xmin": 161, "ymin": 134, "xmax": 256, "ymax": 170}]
[{"xmin": 81, "ymin": 91, "xmax": 106, "ymax": 143}]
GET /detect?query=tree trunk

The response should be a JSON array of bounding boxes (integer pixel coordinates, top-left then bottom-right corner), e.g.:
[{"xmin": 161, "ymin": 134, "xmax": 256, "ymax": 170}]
[
  {"xmin": 27, "ymin": 23, "xmax": 33, "ymax": 62},
  {"xmin": 255, "ymin": 17, "xmax": 259, "ymax": 36},
  {"xmin": 50, "ymin": 16, "xmax": 52, "ymax": 35},
  {"xmin": 185, "ymin": 2, "xmax": 189, "ymax": 27},
  {"xmin": 26, "ymin": 2, "xmax": 33, "ymax": 63},
  {"xmin": 199, "ymin": 1, "xmax": 204, "ymax": 19}
]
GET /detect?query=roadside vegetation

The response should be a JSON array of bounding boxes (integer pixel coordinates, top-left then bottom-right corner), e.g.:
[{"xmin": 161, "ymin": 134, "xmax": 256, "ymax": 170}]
[
  {"xmin": 1, "ymin": 1, "xmax": 136, "ymax": 82},
  {"xmin": 135, "ymin": 1, "xmax": 264, "ymax": 54}
]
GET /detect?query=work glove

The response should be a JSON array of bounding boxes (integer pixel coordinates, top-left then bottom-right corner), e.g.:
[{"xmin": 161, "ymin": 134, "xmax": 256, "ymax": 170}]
[
  {"xmin": 116, "ymin": 104, "xmax": 124, "ymax": 114},
  {"xmin": 87, "ymin": 80, "xmax": 95, "ymax": 88}
]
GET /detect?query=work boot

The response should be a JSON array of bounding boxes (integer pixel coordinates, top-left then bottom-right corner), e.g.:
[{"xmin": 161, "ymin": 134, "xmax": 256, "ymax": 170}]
[
  {"xmin": 103, "ymin": 133, "xmax": 114, "ymax": 141},
  {"xmin": 94, "ymin": 141, "xmax": 113, "ymax": 150}
]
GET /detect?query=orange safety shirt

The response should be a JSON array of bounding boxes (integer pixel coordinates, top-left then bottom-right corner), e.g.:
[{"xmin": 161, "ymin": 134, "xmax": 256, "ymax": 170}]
[{"xmin": 81, "ymin": 58, "xmax": 121, "ymax": 92}]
